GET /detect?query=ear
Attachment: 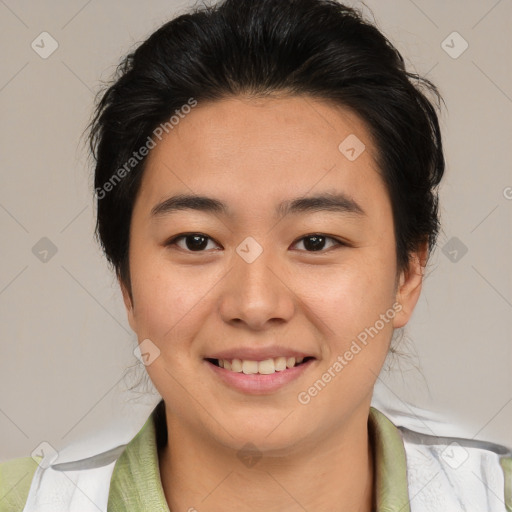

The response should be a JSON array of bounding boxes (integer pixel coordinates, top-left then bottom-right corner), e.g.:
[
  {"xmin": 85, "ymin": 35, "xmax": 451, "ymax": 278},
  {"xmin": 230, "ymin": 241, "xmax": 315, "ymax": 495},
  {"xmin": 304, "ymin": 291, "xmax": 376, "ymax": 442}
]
[
  {"xmin": 118, "ymin": 275, "xmax": 137, "ymax": 332},
  {"xmin": 392, "ymin": 241, "xmax": 428, "ymax": 329}
]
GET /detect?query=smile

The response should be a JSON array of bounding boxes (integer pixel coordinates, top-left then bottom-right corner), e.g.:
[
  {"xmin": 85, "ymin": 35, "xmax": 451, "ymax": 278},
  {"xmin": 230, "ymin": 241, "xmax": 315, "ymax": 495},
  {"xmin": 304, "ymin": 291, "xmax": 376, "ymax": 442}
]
[
  {"xmin": 204, "ymin": 356, "xmax": 316, "ymax": 394},
  {"xmin": 206, "ymin": 356, "xmax": 314, "ymax": 374}
]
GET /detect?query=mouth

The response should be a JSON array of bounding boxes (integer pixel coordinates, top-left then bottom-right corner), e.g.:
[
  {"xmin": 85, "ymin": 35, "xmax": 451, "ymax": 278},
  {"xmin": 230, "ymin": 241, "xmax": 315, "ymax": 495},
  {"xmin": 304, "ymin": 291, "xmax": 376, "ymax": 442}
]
[
  {"xmin": 204, "ymin": 354, "xmax": 317, "ymax": 394},
  {"xmin": 205, "ymin": 356, "xmax": 316, "ymax": 375}
]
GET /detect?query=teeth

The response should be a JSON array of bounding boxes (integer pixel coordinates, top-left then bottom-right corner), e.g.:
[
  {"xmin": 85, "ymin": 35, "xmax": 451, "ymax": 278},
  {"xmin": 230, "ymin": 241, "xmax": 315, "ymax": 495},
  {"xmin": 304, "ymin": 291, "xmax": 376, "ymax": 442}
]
[
  {"xmin": 216, "ymin": 356, "xmax": 309, "ymax": 374},
  {"xmin": 242, "ymin": 360, "xmax": 258, "ymax": 374},
  {"xmin": 275, "ymin": 356, "xmax": 287, "ymax": 371},
  {"xmin": 231, "ymin": 359, "xmax": 243, "ymax": 372},
  {"xmin": 258, "ymin": 359, "xmax": 276, "ymax": 375}
]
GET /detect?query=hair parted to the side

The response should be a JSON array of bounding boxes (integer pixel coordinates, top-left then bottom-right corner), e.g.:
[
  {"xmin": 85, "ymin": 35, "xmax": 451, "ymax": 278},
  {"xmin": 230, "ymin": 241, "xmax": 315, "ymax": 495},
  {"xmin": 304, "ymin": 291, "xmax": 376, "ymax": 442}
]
[{"xmin": 88, "ymin": 0, "xmax": 445, "ymax": 305}]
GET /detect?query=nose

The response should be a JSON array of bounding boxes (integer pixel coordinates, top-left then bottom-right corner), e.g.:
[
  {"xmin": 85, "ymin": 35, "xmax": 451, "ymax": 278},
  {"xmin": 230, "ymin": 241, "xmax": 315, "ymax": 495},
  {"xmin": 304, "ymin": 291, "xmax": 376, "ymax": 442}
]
[{"xmin": 218, "ymin": 244, "xmax": 296, "ymax": 330}]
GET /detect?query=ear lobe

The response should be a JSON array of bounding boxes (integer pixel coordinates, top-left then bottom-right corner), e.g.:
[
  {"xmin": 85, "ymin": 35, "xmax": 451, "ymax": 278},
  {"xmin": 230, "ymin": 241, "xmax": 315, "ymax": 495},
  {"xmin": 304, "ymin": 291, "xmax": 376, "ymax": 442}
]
[{"xmin": 392, "ymin": 242, "xmax": 428, "ymax": 329}]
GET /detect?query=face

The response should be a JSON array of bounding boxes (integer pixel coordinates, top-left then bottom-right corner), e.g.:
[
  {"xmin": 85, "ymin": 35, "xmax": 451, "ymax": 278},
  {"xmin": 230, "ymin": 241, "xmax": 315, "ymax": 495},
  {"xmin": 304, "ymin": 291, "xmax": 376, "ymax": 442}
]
[{"xmin": 120, "ymin": 95, "xmax": 424, "ymax": 453}]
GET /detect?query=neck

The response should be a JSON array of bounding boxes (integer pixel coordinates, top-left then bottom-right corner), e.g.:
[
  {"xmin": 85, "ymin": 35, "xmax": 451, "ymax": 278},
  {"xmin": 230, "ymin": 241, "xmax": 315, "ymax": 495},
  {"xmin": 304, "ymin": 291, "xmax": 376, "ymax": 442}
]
[{"xmin": 158, "ymin": 405, "xmax": 375, "ymax": 512}]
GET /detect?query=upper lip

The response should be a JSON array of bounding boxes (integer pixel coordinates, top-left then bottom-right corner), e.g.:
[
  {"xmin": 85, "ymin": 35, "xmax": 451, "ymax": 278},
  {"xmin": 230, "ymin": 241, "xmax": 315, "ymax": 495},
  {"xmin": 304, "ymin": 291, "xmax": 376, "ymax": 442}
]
[{"xmin": 205, "ymin": 346, "xmax": 316, "ymax": 362}]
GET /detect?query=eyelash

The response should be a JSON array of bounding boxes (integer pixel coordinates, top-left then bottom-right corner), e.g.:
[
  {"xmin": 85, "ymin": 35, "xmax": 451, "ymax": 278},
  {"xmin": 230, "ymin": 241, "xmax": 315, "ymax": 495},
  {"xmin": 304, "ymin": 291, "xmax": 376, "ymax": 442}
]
[{"xmin": 165, "ymin": 233, "xmax": 347, "ymax": 253}]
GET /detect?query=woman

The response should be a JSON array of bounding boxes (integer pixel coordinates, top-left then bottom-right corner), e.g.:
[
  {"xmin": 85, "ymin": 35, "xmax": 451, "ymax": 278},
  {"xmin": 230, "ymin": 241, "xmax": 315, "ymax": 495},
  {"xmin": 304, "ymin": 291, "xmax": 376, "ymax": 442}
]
[{"xmin": 1, "ymin": 0, "xmax": 510, "ymax": 510}]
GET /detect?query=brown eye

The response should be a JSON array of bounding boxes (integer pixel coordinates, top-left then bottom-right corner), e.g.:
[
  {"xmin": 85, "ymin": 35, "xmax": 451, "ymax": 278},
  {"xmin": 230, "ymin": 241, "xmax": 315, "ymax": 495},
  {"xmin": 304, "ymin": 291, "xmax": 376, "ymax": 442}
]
[
  {"xmin": 291, "ymin": 234, "xmax": 343, "ymax": 252},
  {"xmin": 166, "ymin": 233, "xmax": 220, "ymax": 252}
]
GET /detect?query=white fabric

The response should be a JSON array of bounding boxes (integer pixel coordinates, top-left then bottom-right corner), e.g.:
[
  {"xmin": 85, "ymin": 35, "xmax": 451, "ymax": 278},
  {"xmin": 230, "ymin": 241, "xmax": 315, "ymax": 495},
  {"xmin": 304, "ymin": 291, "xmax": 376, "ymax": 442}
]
[
  {"xmin": 45, "ymin": 408, "xmax": 153, "ymax": 465},
  {"xmin": 21, "ymin": 408, "xmax": 151, "ymax": 512},
  {"xmin": 22, "ymin": 458, "xmax": 116, "ymax": 512},
  {"xmin": 371, "ymin": 380, "xmax": 475, "ymax": 438},
  {"xmin": 400, "ymin": 428, "xmax": 509, "ymax": 512}
]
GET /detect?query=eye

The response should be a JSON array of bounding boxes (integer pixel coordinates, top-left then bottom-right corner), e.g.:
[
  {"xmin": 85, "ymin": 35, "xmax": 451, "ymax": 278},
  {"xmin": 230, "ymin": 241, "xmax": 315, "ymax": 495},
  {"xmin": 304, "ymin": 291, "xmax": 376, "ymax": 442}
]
[
  {"xmin": 165, "ymin": 232, "xmax": 346, "ymax": 253},
  {"xmin": 291, "ymin": 234, "xmax": 345, "ymax": 252},
  {"xmin": 165, "ymin": 233, "xmax": 221, "ymax": 252}
]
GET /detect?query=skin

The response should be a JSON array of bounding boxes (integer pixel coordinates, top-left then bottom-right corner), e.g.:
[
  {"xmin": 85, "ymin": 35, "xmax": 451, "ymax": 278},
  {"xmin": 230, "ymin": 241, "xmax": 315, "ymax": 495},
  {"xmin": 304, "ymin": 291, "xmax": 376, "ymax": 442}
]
[{"xmin": 119, "ymin": 95, "xmax": 426, "ymax": 512}]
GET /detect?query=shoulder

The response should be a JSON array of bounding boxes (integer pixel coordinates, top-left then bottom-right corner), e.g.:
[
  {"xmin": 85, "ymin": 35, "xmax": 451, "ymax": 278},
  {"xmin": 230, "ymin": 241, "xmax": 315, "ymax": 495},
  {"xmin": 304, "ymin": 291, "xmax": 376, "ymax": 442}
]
[
  {"xmin": 371, "ymin": 394, "xmax": 512, "ymax": 510},
  {"xmin": 0, "ymin": 455, "xmax": 41, "ymax": 512},
  {"xmin": 398, "ymin": 426, "xmax": 512, "ymax": 511}
]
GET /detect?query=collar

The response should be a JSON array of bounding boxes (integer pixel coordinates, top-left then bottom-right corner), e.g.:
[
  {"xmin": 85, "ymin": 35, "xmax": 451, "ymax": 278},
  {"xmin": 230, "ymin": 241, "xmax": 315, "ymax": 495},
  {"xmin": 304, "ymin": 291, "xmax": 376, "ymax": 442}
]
[{"xmin": 107, "ymin": 401, "xmax": 411, "ymax": 511}]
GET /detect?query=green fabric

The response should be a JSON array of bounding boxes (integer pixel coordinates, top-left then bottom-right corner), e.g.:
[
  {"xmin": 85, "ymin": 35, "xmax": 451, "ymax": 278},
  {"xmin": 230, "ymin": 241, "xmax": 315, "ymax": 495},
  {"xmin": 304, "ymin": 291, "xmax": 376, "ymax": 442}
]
[
  {"xmin": 369, "ymin": 407, "xmax": 411, "ymax": 512},
  {"xmin": 500, "ymin": 457, "xmax": 512, "ymax": 512},
  {"xmin": 1, "ymin": 406, "xmax": 509, "ymax": 511},
  {"xmin": 107, "ymin": 408, "xmax": 169, "ymax": 511},
  {"xmin": 109, "ymin": 406, "xmax": 411, "ymax": 511},
  {"xmin": 0, "ymin": 455, "xmax": 41, "ymax": 512}
]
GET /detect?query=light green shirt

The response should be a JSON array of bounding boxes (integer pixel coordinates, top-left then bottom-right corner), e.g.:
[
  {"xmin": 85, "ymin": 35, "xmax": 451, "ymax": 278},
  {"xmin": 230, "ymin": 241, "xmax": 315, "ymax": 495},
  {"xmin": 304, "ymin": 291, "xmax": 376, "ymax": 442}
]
[{"xmin": 0, "ymin": 405, "xmax": 509, "ymax": 511}]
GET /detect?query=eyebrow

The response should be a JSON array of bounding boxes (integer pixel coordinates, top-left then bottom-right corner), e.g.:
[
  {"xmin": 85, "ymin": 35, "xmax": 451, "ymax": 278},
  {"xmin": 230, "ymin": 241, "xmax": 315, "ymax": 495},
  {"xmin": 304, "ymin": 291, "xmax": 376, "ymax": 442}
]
[{"xmin": 150, "ymin": 192, "xmax": 365, "ymax": 220}]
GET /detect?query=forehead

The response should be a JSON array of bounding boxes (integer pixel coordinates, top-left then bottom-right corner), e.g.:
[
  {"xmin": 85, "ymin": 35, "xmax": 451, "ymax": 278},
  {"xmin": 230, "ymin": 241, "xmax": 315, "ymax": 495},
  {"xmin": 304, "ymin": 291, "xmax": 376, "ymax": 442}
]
[{"xmin": 136, "ymin": 95, "xmax": 388, "ymax": 218}]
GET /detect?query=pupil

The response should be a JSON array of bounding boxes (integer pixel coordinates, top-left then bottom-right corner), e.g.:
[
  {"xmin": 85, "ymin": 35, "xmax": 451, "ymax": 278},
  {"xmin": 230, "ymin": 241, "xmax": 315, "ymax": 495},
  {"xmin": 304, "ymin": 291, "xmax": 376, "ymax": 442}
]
[
  {"xmin": 304, "ymin": 235, "xmax": 325, "ymax": 251},
  {"xmin": 186, "ymin": 235, "xmax": 208, "ymax": 251}
]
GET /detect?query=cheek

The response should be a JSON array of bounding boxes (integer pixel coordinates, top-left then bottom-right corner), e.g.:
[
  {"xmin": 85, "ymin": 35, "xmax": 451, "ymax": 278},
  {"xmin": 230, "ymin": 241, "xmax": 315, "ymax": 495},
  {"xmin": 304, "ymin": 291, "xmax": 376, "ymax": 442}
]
[
  {"xmin": 298, "ymin": 249, "xmax": 397, "ymax": 360},
  {"xmin": 306, "ymin": 267, "xmax": 394, "ymax": 331},
  {"xmin": 129, "ymin": 251, "xmax": 222, "ymax": 342}
]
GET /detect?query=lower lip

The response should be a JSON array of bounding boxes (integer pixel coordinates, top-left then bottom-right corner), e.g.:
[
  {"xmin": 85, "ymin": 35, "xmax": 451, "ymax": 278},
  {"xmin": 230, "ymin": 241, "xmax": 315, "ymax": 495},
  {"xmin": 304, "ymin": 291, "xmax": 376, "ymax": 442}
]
[{"xmin": 204, "ymin": 359, "xmax": 315, "ymax": 394}]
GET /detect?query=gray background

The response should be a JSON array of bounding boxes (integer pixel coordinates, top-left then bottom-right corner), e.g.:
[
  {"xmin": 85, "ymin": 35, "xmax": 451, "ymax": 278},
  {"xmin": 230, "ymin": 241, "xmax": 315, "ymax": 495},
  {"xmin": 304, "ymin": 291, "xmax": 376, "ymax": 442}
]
[{"xmin": 1, "ymin": 0, "xmax": 511, "ymax": 461}]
